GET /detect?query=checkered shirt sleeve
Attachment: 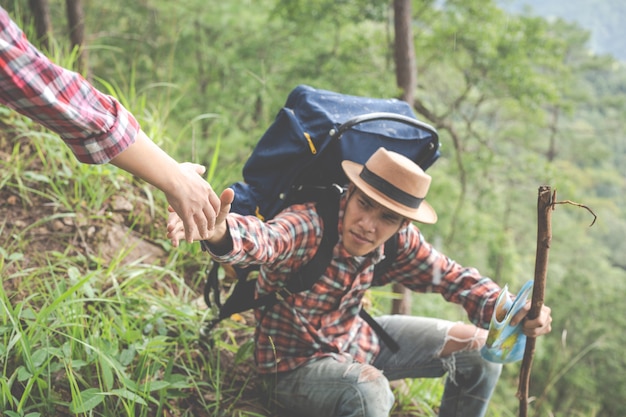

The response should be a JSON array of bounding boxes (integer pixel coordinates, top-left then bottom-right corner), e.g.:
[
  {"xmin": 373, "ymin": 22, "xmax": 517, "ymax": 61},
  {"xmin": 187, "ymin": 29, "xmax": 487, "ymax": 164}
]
[
  {"xmin": 374, "ymin": 225, "xmax": 501, "ymax": 329},
  {"xmin": 0, "ymin": 8, "xmax": 139, "ymax": 164}
]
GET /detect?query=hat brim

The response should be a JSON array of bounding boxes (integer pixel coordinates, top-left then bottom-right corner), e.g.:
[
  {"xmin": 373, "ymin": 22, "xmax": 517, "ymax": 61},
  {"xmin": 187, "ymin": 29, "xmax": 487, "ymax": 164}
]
[{"xmin": 342, "ymin": 160, "xmax": 438, "ymax": 224}]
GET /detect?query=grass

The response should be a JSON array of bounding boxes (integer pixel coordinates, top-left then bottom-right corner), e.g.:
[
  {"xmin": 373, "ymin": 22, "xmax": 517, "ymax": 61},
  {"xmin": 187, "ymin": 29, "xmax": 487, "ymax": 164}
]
[{"xmin": 0, "ymin": 235, "xmax": 262, "ymax": 416}]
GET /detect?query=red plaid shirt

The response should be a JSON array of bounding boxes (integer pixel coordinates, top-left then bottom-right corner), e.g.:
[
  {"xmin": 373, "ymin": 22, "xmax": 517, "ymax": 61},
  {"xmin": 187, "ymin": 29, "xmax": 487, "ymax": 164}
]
[
  {"xmin": 211, "ymin": 196, "xmax": 501, "ymax": 374},
  {"xmin": 0, "ymin": 8, "xmax": 139, "ymax": 164}
]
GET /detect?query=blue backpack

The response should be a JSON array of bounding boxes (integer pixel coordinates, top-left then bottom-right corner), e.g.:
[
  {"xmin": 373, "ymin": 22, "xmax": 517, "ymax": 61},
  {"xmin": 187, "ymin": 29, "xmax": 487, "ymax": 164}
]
[
  {"xmin": 229, "ymin": 84, "xmax": 440, "ymax": 220},
  {"xmin": 202, "ymin": 85, "xmax": 440, "ymax": 351}
]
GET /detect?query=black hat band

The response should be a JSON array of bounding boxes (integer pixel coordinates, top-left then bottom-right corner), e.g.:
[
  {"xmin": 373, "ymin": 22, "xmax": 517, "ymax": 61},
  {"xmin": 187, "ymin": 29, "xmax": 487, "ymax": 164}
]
[{"xmin": 359, "ymin": 166, "xmax": 423, "ymax": 209}]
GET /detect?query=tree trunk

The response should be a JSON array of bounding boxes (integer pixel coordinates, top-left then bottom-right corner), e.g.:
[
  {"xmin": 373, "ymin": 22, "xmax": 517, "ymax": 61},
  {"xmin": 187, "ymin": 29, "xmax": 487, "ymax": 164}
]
[
  {"xmin": 546, "ymin": 106, "xmax": 559, "ymax": 162},
  {"xmin": 393, "ymin": 0, "xmax": 416, "ymax": 103},
  {"xmin": 391, "ymin": 283, "xmax": 412, "ymax": 316},
  {"xmin": 66, "ymin": 0, "xmax": 88, "ymax": 75},
  {"xmin": 391, "ymin": 0, "xmax": 417, "ymax": 315},
  {"xmin": 28, "ymin": 0, "xmax": 52, "ymax": 51}
]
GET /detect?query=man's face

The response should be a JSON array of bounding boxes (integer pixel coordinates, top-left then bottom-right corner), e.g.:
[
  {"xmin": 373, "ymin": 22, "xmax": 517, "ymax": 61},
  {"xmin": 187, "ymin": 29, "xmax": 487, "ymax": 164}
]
[{"xmin": 341, "ymin": 186, "xmax": 408, "ymax": 257}]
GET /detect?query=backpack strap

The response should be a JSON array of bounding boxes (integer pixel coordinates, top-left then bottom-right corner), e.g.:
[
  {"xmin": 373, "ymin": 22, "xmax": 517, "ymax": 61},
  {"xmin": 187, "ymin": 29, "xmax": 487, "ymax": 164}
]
[
  {"xmin": 359, "ymin": 231, "xmax": 400, "ymax": 353},
  {"xmin": 359, "ymin": 309, "xmax": 400, "ymax": 353},
  {"xmin": 373, "ymin": 231, "xmax": 398, "ymax": 281}
]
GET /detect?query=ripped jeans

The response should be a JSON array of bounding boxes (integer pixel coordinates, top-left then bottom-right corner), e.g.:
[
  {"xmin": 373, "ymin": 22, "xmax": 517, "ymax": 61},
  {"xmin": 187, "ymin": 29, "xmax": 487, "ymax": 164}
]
[{"xmin": 268, "ymin": 316, "xmax": 502, "ymax": 417}]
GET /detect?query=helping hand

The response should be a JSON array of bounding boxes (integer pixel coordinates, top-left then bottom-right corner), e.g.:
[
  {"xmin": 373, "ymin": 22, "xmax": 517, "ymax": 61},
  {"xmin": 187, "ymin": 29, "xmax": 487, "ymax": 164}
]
[
  {"xmin": 167, "ymin": 187, "xmax": 234, "ymax": 247},
  {"xmin": 164, "ymin": 162, "xmax": 221, "ymax": 243}
]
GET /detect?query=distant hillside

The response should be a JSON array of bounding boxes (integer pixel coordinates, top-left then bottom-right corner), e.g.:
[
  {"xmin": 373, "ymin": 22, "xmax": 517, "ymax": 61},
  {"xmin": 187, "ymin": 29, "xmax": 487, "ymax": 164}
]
[{"xmin": 499, "ymin": 0, "xmax": 626, "ymax": 60}]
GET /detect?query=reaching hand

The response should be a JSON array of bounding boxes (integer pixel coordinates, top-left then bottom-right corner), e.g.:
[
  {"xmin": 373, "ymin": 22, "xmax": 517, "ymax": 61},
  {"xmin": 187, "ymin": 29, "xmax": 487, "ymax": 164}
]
[
  {"xmin": 167, "ymin": 187, "xmax": 234, "ymax": 248},
  {"xmin": 165, "ymin": 162, "xmax": 221, "ymax": 243}
]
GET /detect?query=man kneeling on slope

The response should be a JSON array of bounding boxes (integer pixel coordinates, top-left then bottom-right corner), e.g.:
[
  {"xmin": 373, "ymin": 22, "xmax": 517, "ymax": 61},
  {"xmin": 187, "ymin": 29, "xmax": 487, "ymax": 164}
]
[{"xmin": 167, "ymin": 147, "xmax": 552, "ymax": 417}]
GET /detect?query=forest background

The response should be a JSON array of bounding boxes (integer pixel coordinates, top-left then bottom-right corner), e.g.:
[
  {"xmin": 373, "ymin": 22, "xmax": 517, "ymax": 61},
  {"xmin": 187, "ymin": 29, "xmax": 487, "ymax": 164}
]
[{"xmin": 1, "ymin": 0, "xmax": 625, "ymax": 416}]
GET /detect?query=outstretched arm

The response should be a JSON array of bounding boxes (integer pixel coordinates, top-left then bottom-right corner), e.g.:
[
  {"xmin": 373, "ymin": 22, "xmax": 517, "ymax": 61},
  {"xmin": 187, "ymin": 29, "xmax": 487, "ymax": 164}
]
[
  {"xmin": 0, "ymin": 8, "xmax": 219, "ymax": 241},
  {"xmin": 110, "ymin": 130, "xmax": 220, "ymax": 242}
]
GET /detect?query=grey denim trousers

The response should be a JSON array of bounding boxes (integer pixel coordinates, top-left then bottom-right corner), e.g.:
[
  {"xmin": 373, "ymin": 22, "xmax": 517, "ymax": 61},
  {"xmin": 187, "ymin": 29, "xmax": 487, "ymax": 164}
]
[{"xmin": 265, "ymin": 315, "xmax": 503, "ymax": 417}]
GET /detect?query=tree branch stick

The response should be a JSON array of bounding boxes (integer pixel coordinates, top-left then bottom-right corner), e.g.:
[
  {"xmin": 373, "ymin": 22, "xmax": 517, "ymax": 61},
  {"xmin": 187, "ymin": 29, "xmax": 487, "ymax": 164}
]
[{"xmin": 518, "ymin": 186, "xmax": 553, "ymax": 417}]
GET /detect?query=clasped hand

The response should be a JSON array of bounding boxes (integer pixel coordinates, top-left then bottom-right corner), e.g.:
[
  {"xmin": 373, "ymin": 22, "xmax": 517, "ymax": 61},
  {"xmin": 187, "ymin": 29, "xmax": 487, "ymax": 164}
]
[
  {"xmin": 167, "ymin": 187, "xmax": 234, "ymax": 247},
  {"xmin": 511, "ymin": 302, "xmax": 553, "ymax": 338}
]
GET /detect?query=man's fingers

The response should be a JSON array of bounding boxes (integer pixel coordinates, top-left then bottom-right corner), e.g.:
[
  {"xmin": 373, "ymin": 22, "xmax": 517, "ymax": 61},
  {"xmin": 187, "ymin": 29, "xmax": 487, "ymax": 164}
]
[
  {"xmin": 510, "ymin": 302, "xmax": 530, "ymax": 326},
  {"xmin": 521, "ymin": 305, "xmax": 552, "ymax": 337},
  {"xmin": 207, "ymin": 189, "xmax": 221, "ymax": 230},
  {"xmin": 190, "ymin": 163, "xmax": 207, "ymax": 176},
  {"xmin": 184, "ymin": 224, "xmax": 194, "ymax": 243},
  {"xmin": 167, "ymin": 218, "xmax": 185, "ymax": 247},
  {"xmin": 221, "ymin": 187, "xmax": 235, "ymax": 205},
  {"xmin": 179, "ymin": 161, "xmax": 207, "ymax": 176}
]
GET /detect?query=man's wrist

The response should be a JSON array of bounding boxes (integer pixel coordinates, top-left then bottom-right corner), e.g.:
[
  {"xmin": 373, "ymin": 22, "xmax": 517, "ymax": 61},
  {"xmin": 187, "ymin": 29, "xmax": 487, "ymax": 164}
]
[{"xmin": 205, "ymin": 225, "xmax": 233, "ymax": 255}]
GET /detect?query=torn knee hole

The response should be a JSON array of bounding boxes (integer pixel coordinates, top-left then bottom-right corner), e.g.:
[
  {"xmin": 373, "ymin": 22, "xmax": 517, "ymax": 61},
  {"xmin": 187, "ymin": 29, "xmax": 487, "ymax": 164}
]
[
  {"xmin": 438, "ymin": 324, "xmax": 488, "ymax": 357},
  {"xmin": 357, "ymin": 364, "xmax": 384, "ymax": 383}
]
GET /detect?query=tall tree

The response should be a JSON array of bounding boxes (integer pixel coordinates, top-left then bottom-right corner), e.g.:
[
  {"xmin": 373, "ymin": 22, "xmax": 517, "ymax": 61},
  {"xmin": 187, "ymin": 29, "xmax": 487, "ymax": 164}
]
[
  {"xmin": 28, "ymin": 0, "xmax": 52, "ymax": 51},
  {"xmin": 65, "ymin": 0, "xmax": 87, "ymax": 74},
  {"xmin": 394, "ymin": 0, "xmax": 416, "ymax": 103},
  {"xmin": 390, "ymin": 0, "xmax": 416, "ymax": 315}
]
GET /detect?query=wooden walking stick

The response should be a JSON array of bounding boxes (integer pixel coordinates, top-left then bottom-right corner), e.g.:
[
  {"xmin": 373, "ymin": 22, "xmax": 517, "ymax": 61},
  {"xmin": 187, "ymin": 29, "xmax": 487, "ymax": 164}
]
[
  {"xmin": 517, "ymin": 187, "xmax": 596, "ymax": 417},
  {"xmin": 517, "ymin": 186, "xmax": 553, "ymax": 417}
]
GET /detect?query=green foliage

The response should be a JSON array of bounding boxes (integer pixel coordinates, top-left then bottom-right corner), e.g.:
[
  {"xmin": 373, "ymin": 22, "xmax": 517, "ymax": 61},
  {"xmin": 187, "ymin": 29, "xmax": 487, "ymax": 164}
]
[{"xmin": 0, "ymin": 260, "xmax": 205, "ymax": 415}]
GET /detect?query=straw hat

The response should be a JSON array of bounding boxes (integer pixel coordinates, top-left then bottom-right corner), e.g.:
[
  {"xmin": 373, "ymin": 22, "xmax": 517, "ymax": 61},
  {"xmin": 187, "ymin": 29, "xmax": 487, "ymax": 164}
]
[{"xmin": 341, "ymin": 147, "xmax": 437, "ymax": 224}]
